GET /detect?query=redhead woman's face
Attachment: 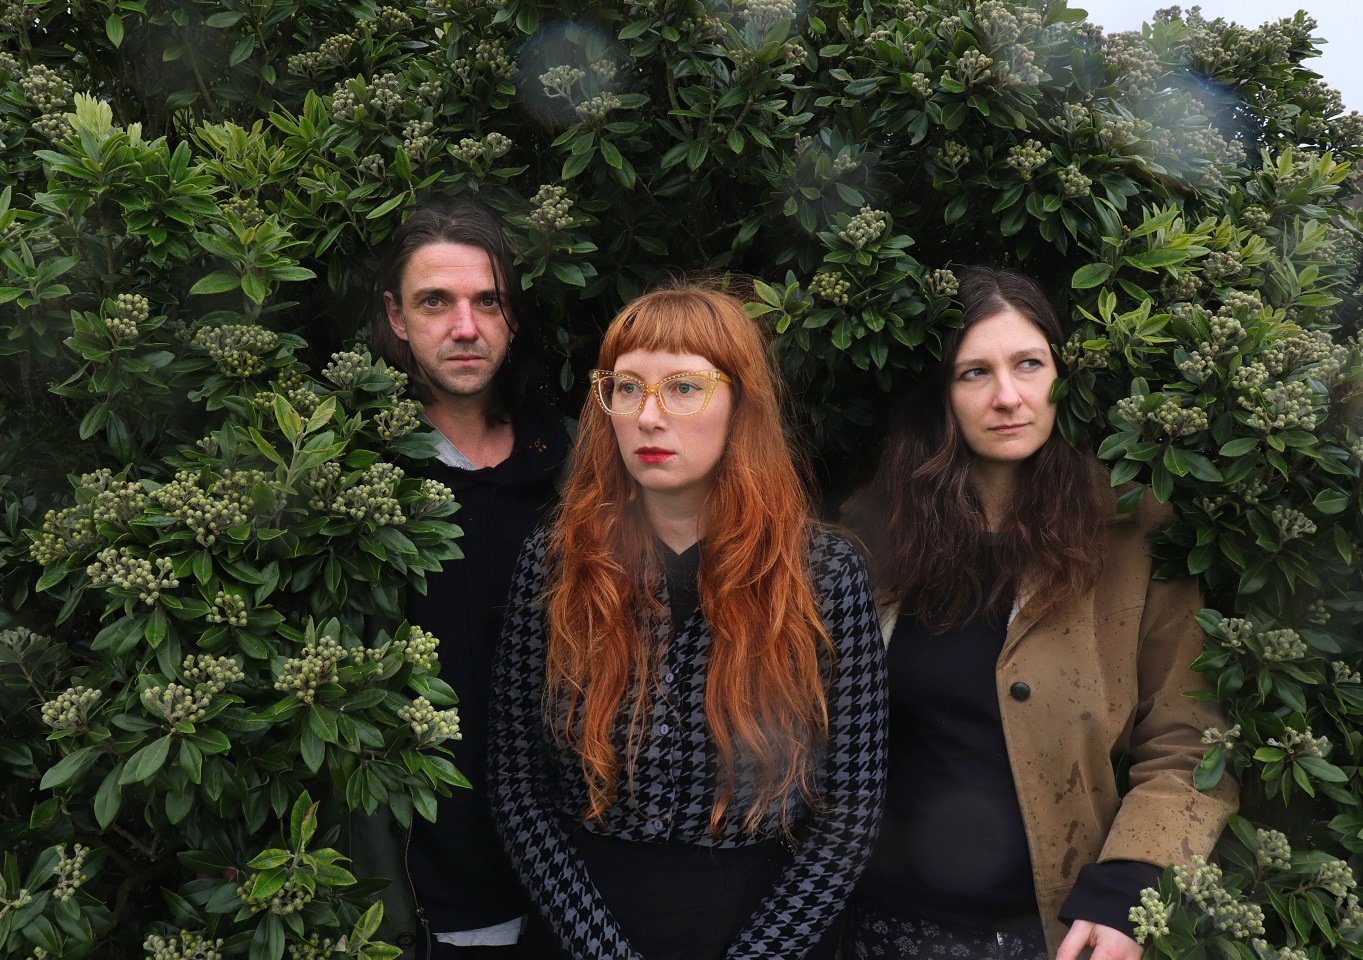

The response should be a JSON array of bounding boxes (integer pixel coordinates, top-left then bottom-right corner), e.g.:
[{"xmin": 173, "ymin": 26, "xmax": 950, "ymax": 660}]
[
  {"xmin": 948, "ymin": 308, "xmax": 1058, "ymax": 469},
  {"xmin": 608, "ymin": 349, "xmax": 733, "ymax": 508}
]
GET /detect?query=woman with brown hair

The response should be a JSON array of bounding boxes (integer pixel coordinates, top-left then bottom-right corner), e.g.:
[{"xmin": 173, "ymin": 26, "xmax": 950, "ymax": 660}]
[
  {"xmin": 844, "ymin": 266, "xmax": 1237, "ymax": 960},
  {"xmin": 488, "ymin": 285, "xmax": 887, "ymax": 959}
]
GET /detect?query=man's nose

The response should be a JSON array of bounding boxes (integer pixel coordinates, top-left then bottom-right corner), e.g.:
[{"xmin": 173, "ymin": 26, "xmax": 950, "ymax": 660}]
[{"xmin": 449, "ymin": 301, "xmax": 478, "ymax": 339}]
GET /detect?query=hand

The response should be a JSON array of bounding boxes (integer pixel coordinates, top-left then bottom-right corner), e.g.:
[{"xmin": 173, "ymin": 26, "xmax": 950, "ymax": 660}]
[{"xmin": 1057, "ymin": 920, "xmax": 1144, "ymax": 960}]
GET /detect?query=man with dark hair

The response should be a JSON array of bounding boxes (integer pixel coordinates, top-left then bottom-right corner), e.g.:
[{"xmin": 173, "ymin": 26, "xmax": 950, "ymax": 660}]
[{"xmin": 370, "ymin": 197, "xmax": 569, "ymax": 958}]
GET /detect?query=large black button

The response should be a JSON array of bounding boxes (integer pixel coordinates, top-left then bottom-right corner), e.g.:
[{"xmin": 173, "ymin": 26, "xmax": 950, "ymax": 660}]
[
  {"xmin": 1010, "ymin": 681, "xmax": 1031, "ymax": 702},
  {"xmin": 396, "ymin": 933, "xmax": 417, "ymax": 949}
]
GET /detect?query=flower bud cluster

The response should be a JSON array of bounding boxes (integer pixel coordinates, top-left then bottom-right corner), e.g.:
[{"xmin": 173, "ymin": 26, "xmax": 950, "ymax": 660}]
[
  {"xmin": 1228, "ymin": 476, "xmax": 1269, "ymax": 505},
  {"xmin": 275, "ymin": 632, "xmax": 349, "ymax": 703},
  {"xmin": 1102, "ymin": 31, "xmax": 1162, "ymax": 96},
  {"xmin": 151, "ymin": 469, "xmax": 264, "ymax": 546},
  {"xmin": 1060, "ymin": 337, "xmax": 1114, "ymax": 372},
  {"xmin": 330, "ymin": 82, "xmax": 358, "ymax": 122},
  {"xmin": 925, "ymin": 268, "xmax": 960, "ymax": 299},
  {"xmin": 369, "ymin": 71, "xmax": 402, "ymax": 117},
  {"xmin": 288, "ymin": 935, "xmax": 336, "ymax": 960},
  {"xmin": 1263, "ymin": 331, "xmax": 1348, "ymax": 383},
  {"xmin": 87, "ymin": 548, "xmax": 178, "ymax": 604},
  {"xmin": 954, "ymin": 48, "xmax": 993, "ymax": 84},
  {"xmin": 1254, "ymin": 828, "xmax": 1291, "ymax": 870},
  {"xmin": 1058, "ymin": 164, "xmax": 1091, "ymax": 197},
  {"xmin": 1260, "ymin": 627, "xmax": 1308, "ymax": 661},
  {"xmin": 256, "ymin": 372, "xmax": 321, "ymax": 417},
  {"xmin": 1177, "ymin": 347, "xmax": 1218, "ymax": 384},
  {"xmin": 52, "ymin": 843, "xmax": 90, "ymax": 902},
  {"xmin": 838, "ymin": 207, "xmax": 888, "ymax": 250},
  {"xmin": 901, "ymin": 72, "xmax": 932, "ymax": 98},
  {"xmin": 529, "ymin": 184, "xmax": 574, "ymax": 233},
  {"xmin": 144, "ymin": 931, "xmax": 225, "ymax": 960},
  {"xmin": 1270, "ymin": 506, "xmax": 1316, "ymax": 544},
  {"xmin": 359, "ymin": 153, "xmax": 385, "ymax": 178},
  {"xmin": 239, "ymin": 875, "xmax": 312, "ymax": 915},
  {"xmin": 1128, "ymin": 886, "xmax": 1171, "ymax": 943},
  {"xmin": 220, "ymin": 196, "xmax": 265, "ymax": 227},
  {"xmin": 541, "ymin": 65, "xmax": 584, "ymax": 101},
  {"xmin": 0, "ymin": 50, "xmax": 20, "ymax": 75},
  {"xmin": 974, "ymin": 1, "xmax": 1019, "ymax": 45},
  {"xmin": 831, "ymin": 154, "xmax": 859, "ymax": 176},
  {"xmin": 679, "ymin": 13, "xmax": 723, "ymax": 39},
  {"xmin": 42, "ymin": 685, "xmax": 102, "ymax": 731},
  {"xmin": 475, "ymin": 40, "xmax": 517, "ymax": 78},
  {"xmin": 402, "ymin": 119, "xmax": 435, "ymax": 164},
  {"xmin": 744, "ymin": 0, "xmax": 796, "ymax": 33},
  {"xmin": 576, "ymin": 92, "xmax": 622, "ymax": 125},
  {"xmin": 373, "ymin": 399, "xmax": 421, "ymax": 440},
  {"xmin": 19, "ymin": 63, "xmax": 72, "ymax": 112},
  {"xmin": 1202, "ymin": 724, "xmax": 1241, "ymax": 747},
  {"xmin": 1006, "ymin": 139, "xmax": 1051, "ymax": 181},
  {"xmin": 336, "ymin": 462, "xmax": 406, "ymax": 525},
  {"xmin": 143, "ymin": 683, "xmax": 209, "ymax": 725},
  {"xmin": 809, "ymin": 272, "xmax": 851, "ymax": 306},
  {"xmin": 323, "ymin": 350, "xmax": 371, "ymax": 390},
  {"xmin": 938, "ymin": 15, "xmax": 962, "ymax": 39},
  {"xmin": 1216, "ymin": 617, "xmax": 1254, "ymax": 651},
  {"xmin": 207, "ymin": 590, "xmax": 248, "ymax": 627},
  {"xmin": 193, "ymin": 324, "xmax": 279, "ymax": 378},
  {"xmin": 399, "ymin": 696, "xmax": 462, "ymax": 743},
  {"xmin": 393, "ymin": 625, "xmax": 440, "ymax": 669},
  {"xmin": 410, "ymin": 478, "xmax": 456, "ymax": 519},
  {"xmin": 0, "ymin": 886, "xmax": 33, "ymax": 913},
  {"xmin": 288, "ymin": 33, "xmax": 353, "ymax": 78},
  {"xmin": 1172, "ymin": 856, "xmax": 1265, "ymax": 938},
  {"xmin": 31, "ymin": 470, "xmax": 146, "ymax": 564},
  {"xmin": 1123, "ymin": 394, "xmax": 1208, "ymax": 438},
  {"xmin": 935, "ymin": 140, "xmax": 969, "ymax": 172},
  {"xmin": 1239, "ymin": 380, "xmax": 1319, "ymax": 433},
  {"xmin": 1055, "ymin": 102, "xmax": 1090, "ymax": 135},
  {"xmin": 1003, "ymin": 47, "xmax": 1042, "ymax": 88},
  {"xmin": 377, "ymin": 5, "xmax": 413, "ymax": 31},
  {"xmin": 1266, "ymin": 726, "xmax": 1328, "ymax": 758},
  {"xmin": 33, "ymin": 111, "xmax": 74, "ymax": 141},
  {"xmin": 1334, "ymin": 661, "xmax": 1361, "ymax": 684},
  {"xmin": 1162, "ymin": 273, "xmax": 1201, "ymax": 304},
  {"xmin": 1099, "ymin": 116, "xmax": 1152, "ymax": 151},
  {"xmin": 1202, "ymin": 250, "xmax": 1246, "ymax": 282},
  {"xmin": 104, "ymin": 293, "xmax": 151, "ymax": 341},
  {"xmin": 452, "ymin": 131, "xmax": 513, "ymax": 165},
  {"xmin": 1316, "ymin": 859, "xmax": 1357, "ymax": 899}
]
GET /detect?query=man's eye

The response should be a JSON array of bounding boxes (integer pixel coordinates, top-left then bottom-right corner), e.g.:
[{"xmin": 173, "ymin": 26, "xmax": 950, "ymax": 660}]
[
  {"xmin": 479, "ymin": 297, "xmax": 499, "ymax": 309},
  {"xmin": 422, "ymin": 296, "xmax": 442, "ymax": 308}
]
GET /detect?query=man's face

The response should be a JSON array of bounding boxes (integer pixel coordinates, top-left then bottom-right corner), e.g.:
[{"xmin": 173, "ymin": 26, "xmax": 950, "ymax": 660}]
[{"xmin": 384, "ymin": 242, "xmax": 516, "ymax": 409}]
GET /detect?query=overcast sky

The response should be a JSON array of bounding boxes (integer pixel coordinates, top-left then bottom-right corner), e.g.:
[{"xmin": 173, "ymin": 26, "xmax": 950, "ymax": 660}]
[{"xmin": 1073, "ymin": 0, "xmax": 1359, "ymax": 112}]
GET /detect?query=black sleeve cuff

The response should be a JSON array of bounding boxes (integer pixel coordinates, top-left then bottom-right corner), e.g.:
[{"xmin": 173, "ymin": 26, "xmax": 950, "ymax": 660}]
[{"xmin": 1058, "ymin": 860, "xmax": 1164, "ymax": 938}]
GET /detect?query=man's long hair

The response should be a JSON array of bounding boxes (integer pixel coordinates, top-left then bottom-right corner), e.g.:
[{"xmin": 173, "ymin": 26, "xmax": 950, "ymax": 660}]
[
  {"xmin": 858, "ymin": 266, "xmax": 1103, "ymax": 631},
  {"xmin": 543, "ymin": 285, "xmax": 834, "ymax": 835},
  {"xmin": 370, "ymin": 196, "xmax": 536, "ymax": 423}
]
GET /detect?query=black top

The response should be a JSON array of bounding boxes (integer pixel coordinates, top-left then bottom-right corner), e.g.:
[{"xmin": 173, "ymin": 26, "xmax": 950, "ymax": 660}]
[
  {"xmin": 489, "ymin": 529, "xmax": 888, "ymax": 960},
  {"xmin": 405, "ymin": 390, "xmax": 570, "ymax": 933},
  {"xmin": 857, "ymin": 556, "xmax": 1160, "ymax": 936},
  {"xmin": 858, "ymin": 581, "xmax": 1041, "ymax": 929}
]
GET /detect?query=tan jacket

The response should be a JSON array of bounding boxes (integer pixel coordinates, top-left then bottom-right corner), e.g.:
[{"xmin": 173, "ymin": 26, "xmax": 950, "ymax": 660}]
[{"xmin": 878, "ymin": 490, "xmax": 1238, "ymax": 955}]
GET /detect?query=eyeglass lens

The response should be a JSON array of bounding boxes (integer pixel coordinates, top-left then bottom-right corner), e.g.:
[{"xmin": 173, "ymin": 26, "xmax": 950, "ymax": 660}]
[{"xmin": 597, "ymin": 375, "xmax": 712, "ymax": 415}]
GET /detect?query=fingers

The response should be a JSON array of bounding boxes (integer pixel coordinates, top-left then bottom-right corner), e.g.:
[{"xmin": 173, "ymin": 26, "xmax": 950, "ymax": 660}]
[{"xmin": 1057, "ymin": 920, "xmax": 1095, "ymax": 960}]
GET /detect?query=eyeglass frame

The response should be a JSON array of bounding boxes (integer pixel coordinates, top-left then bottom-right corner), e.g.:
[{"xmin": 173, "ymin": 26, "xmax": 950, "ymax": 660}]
[{"xmin": 588, "ymin": 368, "xmax": 733, "ymax": 417}]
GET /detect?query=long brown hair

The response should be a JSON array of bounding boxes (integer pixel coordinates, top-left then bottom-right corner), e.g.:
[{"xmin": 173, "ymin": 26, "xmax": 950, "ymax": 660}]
[
  {"xmin": 543, "ymin": 285, "xmax": 834, "ymax": 834},
  {"xmin": 858, "ymin": 266, "xmax": 1103, "ymax": 631}
]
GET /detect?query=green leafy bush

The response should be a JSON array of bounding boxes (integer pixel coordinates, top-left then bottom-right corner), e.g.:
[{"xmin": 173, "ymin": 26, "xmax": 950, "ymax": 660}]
[{"xmin": 2, "ymin": 0, "xmax": 1362, "ymax": 957}]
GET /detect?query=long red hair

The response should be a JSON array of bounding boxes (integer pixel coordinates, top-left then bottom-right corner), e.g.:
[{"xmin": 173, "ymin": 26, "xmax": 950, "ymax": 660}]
[{"xmin": 543, "ymin": 285, "xmax": 833, "ymax": 834}]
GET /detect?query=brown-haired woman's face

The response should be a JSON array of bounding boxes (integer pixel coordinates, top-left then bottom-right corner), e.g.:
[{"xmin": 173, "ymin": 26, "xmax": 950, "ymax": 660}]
[
  {"xmin": 607, "ymin": 349, "xmax": 733, "ymax": 508},
  {"xmin": 948, "ymin": 308, "xmax": 1057, "ymax": 467}
]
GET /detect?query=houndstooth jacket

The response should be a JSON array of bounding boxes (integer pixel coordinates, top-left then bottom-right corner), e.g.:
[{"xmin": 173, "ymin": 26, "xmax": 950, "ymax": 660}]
[{"xmin": 488, "ymin": 527, "xmax": 887, "ymax": 959}]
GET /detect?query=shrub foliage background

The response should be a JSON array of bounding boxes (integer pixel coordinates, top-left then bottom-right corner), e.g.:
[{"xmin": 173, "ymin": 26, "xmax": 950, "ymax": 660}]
[{"xmin": 2, "ymin": 0, "xmax": 1362, "ymax": 957}]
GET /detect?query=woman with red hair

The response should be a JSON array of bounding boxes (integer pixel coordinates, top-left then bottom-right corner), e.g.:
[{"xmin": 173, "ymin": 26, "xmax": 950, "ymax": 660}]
[{"xmin": 488, "ymin": 285, "xmax": 887, "ymax": 960}]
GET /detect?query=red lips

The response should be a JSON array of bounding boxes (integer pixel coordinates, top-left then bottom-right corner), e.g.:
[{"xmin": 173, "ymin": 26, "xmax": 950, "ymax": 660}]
[{"xmin": 635, "ymin": 447, "xmax": 674, "ymax": 464}]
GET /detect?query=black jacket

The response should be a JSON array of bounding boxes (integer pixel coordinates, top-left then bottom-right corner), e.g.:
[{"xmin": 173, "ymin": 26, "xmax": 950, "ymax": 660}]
[{"xmin": 405, "ymin": 390, "xmax": 570, "ymax": 935}]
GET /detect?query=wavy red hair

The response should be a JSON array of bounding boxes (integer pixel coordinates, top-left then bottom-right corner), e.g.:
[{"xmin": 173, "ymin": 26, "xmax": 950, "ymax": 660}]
[{"xmin": 543, "ymin": 285, "xmax": 833, "ymax": 834}]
